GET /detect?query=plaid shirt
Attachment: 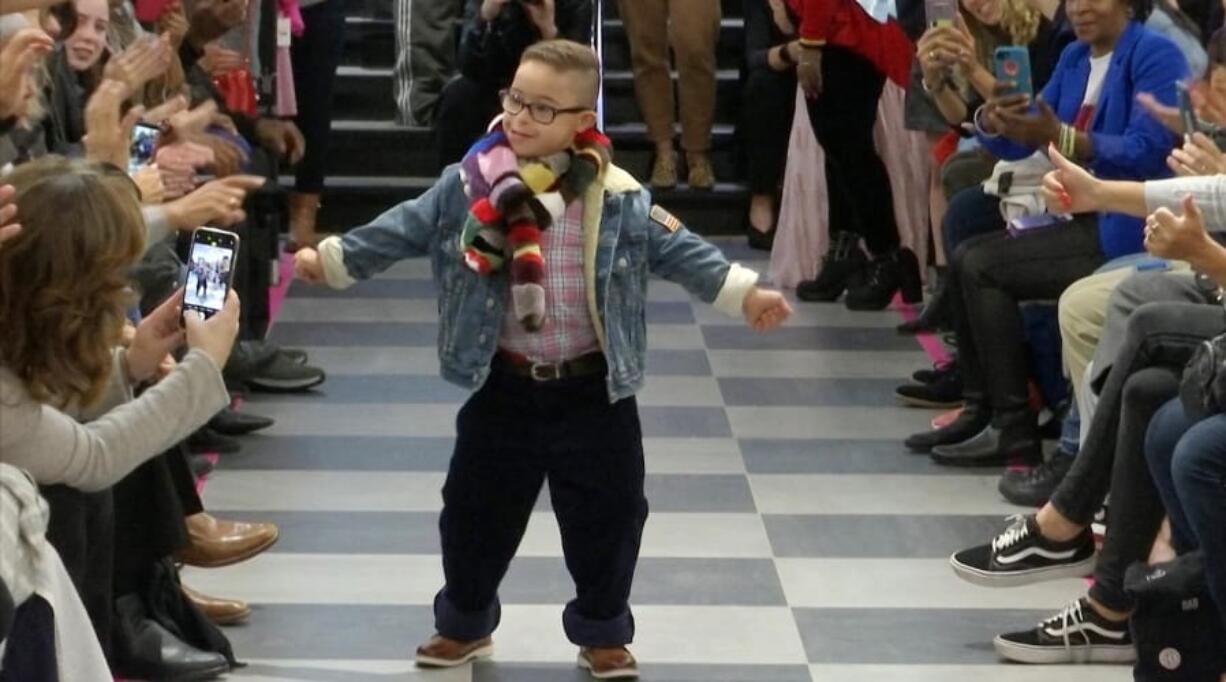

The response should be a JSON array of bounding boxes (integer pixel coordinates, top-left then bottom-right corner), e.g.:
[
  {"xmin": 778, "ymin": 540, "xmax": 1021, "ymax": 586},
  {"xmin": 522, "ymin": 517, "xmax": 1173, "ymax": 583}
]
[{"xmin": 498, "ymin": 199, "xmax": 600, "ymax": 363}]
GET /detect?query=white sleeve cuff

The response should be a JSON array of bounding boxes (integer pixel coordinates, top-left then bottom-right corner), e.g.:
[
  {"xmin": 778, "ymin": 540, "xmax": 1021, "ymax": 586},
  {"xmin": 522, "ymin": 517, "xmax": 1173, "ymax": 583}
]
[
  {"xmin": 318, "ymin": 236, "xmax": 357, "ymax": 290},
  {"xmin": 713, "ymin": 263, "xmax": 760, "ymax": 318}
]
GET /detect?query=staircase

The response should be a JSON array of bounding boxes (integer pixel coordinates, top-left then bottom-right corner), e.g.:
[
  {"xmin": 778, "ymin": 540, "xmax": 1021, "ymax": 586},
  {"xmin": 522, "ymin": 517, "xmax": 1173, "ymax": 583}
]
[{"xmin": 319, "ymin": 0, "xmax": 749, "ymax": 235}]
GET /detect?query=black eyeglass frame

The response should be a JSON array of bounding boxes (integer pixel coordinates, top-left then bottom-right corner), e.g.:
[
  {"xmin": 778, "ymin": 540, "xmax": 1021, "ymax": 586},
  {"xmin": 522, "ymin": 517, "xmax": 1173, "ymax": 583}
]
[{"xmin": 499, "ymin": 89, "xmax": 592, "ymax": 125}]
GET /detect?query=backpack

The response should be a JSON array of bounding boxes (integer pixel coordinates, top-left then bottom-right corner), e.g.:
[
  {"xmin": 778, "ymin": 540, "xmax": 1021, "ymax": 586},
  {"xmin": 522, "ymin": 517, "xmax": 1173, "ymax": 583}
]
[{"xmin": 1126, "ymin": 552, "xmax": 1226, "ymax": 681}]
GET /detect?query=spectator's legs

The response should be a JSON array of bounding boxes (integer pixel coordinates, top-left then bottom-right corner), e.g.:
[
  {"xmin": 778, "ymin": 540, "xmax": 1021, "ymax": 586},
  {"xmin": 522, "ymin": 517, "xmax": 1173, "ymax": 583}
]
[
  {"xmin": 933, "ymin": 220, "xmax": 1103, "ymax": 464},
  {"xmin": 394, "ymin": 0, "xmax": 460, "ymax": 126},
  {"xmin": 740, "ymin": 67, "xmax": 795, "ymax": 236},
  {"xmin": 617, "ymin": 0, "xmax": 676, "ymax": 187},
  {"xmin": 1085, "ymin": 366, "xmax": 1180, "ymax": 615},
  {"xmin": 290, "ymin": 0, "xmax": 347, "ymax": 246},
  {"xmin": 1050, "ymin": 302, "xmax": 1226, "ymax": 527},
  {"xmin": 40, "ymin": 486, "xmax": 114, "ymax": 655},
  {"xmin": 805, "ymin": 46, "xmax": 895, "ymax": 256},
  {"xmin": 1059, "ymin": 267, "xmax": 1136, "ymax": 412},
  {"xmin": 433, "ymin": 75, "xmax": 501, "ymax": 168},
  {"xmin": 668, "ymin": 0, "xmax": 720, "ymax": 188},
  {"xmin": 1146, "ymin": 401, "xmax": 1226, "ymax": 629}
]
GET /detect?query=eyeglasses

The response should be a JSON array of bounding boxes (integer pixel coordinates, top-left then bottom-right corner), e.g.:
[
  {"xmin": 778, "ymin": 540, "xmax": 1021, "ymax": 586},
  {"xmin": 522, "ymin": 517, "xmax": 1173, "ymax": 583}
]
[{"xmin": 500, "ymin": 89, "xmax": 590, "ymax": 124}]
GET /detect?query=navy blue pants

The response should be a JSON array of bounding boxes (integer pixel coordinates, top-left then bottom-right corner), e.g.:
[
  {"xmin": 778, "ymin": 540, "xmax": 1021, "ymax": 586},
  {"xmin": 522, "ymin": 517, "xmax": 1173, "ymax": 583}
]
[
  {"xmin": 1145, "ymin": 400, "xmax": 1226, "ymax": 630},
  {"xmin": 434, "ymin": 361, "xmax": 649, "ymax": 646},
  {"xmin": 290, "ymin": 0, "xmax": 346, "ymax": 194}
]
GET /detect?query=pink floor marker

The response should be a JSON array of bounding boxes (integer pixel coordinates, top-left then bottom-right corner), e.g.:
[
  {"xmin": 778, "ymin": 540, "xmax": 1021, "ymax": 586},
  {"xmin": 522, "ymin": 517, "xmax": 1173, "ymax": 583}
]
[
  {"xmin": 893, "ymin": 294, "xmax": 951, "ymax": 366},
  {"xmin": 265, "ymin": 252, "xmax": 296, "ymax": 332}
]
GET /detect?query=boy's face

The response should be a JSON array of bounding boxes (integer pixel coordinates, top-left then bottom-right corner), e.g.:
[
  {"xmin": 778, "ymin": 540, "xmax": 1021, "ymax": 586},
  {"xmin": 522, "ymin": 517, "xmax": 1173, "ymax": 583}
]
[{"xmin": 501, "ymin": 60, "xmax": 597, "ymax": 159}]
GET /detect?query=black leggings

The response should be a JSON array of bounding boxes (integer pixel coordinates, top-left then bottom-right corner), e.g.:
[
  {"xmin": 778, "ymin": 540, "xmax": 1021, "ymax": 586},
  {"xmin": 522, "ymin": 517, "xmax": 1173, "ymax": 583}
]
[{"xmin": 291, "ymin": 0, "xmax": 346, "ymax": 194}]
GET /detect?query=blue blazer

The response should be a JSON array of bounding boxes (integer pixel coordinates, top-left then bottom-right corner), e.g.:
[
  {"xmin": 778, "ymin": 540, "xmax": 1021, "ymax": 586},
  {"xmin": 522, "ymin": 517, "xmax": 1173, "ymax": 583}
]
[{"xmin": 980, "ymin": 21, "xmax": 1188, "ymax": 258}]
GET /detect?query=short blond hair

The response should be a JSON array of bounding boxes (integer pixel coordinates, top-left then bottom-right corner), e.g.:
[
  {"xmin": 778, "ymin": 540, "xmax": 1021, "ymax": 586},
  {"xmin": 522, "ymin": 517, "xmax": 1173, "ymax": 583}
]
[{"xmin": 521, "ymin": 39, "xmax": 600, "ymax": 106}]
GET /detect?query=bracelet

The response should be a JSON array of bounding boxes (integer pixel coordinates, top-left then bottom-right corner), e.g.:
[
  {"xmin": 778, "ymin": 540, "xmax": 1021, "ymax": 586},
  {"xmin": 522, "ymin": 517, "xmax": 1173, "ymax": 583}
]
[
  {"xmin": 1058, "ymin": 123, "xmax": 1076, "ymax": 159},
  {"xmin": 973, "ymin": 105, "xmax": 1000, "ymax": 138},
  {"xmin": 921, "ymin": 76, "xmax": 946, "ymax": 95}
]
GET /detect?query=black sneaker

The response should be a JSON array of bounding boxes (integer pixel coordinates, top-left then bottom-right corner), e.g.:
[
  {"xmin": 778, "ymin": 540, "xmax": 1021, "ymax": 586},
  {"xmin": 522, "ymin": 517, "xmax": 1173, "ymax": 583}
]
[
  {"xmin": 912, "ymin": 359, "xmax": 955, "ymax": 385},
  {"xmin": 950, "ymin": 514, "xmax": 1096, "ymax": 587},
  {"xmin": 245, "ymin": 353, "xmax": 327, "ymax": 393},
  {"xmin": 279, "ymin": 347, "xmax": 310, "ymax": 366},
  {"xmin": 994, "ymin": 598, "xmax": 1136, "ymax": 664},
  {"xmin": 998, "ymin": 454, "xmax": 1074, "ymax": 507},
  {"xmin": 896, "ymin": 364, "xmax": 963, "ymax": 408}
]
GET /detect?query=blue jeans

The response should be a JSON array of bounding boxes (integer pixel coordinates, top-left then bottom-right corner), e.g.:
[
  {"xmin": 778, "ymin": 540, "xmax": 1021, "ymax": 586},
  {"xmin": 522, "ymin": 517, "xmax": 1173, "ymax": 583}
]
[{"xmin": 1145, "ymin": 399, "xmax": 1226, "ymax": 630}]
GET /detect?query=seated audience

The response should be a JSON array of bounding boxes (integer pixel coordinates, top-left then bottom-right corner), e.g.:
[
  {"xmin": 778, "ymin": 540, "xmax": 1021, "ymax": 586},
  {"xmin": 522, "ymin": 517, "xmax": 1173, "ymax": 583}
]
[{"xmin": 905, "ymin": 0, "xmax": 1187, "ymax": 465}]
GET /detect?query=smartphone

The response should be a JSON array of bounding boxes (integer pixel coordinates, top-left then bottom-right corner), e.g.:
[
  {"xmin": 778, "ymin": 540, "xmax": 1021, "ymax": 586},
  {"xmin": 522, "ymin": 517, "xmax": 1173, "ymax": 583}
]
[
  {"xmin": 128, "ymin": 123, "xmax": 160, "ymax": 175},
  {"xmin": 925, "ymin": 0, "xmax": 957, "ymax": 27},
  {"xmin": 182, "ymin": 228, "xmax": 240, "ymax": 323},
  {"xmin": 994, "ymin": 46, "xmax": 1034, "ymax": 100},
  {"xmin": 1007, "ymin": 213, "xmax": 1070, "ymax": 237},
  {"xmin": 134, "ymin": 0, "xmax": 173, "ymax": 23},
  {"xmin": 1178, "ymin": 81, "xmax": 1203, "ymax": 135}
]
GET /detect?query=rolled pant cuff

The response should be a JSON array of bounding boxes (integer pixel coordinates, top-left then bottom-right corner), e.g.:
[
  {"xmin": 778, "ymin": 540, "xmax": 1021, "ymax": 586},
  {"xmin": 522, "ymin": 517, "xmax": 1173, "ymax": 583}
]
[
  {"xmin": 434, "ymin": 589, "xmax": 500, "ymax": 642},
  {"xmin": 562, "ymin": 600, "xmax": 634, "ymax": 647}
]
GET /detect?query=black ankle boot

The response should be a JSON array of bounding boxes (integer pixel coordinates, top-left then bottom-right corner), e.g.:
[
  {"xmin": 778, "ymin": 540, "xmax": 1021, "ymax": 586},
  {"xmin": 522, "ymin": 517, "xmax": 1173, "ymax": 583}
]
[
  {"xmin": 930, "ymin": 410, "xmax": 1042, "ymax": 467},
  {"xmin": 796, "ymin": 231, "xmax": 867, "ymax": 302},
  {"xmin": 904, "ymin": 401, "xmax": 990, "ymax": 453},
  {"xmin": 845, "ymin": 248, "xmax": 923, "ymax": 311},
  {"xmin": 897, "ymin": 270, "xmax": 951, "ymax": 334},
  {"xmin": 112, "ymin": 594, "xmax": 230, "ymax": 682}
]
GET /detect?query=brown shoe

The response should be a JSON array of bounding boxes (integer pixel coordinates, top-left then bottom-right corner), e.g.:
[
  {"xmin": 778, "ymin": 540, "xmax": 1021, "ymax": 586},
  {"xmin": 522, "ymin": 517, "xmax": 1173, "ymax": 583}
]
[
  {"xmin": 650, "ymin": 148, "xmax": 678, "ymax": 190},
  {"xmin": 174, "ymin": 513, "xmax": 279, "ymax": 568},
  {"xmin": 182, "ymin": 584, "xmax": 251, "ymax": 626},
  {"xmin": 578, "ymin": 646, "xmax": 639, "ymax": 679},
  {"xmin": 686, "ymin": 152, "xmax": 715, "ymax": 190},
  {"xmin": 414, "ymin": 634, "xmax": 494, "ymax": 668}
]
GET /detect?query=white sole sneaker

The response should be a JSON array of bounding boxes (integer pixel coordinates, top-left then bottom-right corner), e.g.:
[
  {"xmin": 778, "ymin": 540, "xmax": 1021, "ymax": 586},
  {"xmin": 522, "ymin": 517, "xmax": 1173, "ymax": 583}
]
[
  {"xmin": 950, "ymin": 552, "xmax": 1096, "ymax": 588},
  {"xmin": 577, "ymin": 654, "xmax": 639, "ymax": 679},
  {"xmin": 415, "ymin": 643, "xmax": 494, "ymax": 668},
  {"xmin": 993, "ymin": 636, "xmax": 1137, "ymax": 664}
]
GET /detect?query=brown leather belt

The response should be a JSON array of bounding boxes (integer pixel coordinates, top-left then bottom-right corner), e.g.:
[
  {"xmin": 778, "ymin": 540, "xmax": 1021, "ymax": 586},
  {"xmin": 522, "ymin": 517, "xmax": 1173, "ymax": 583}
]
[{"xmin": 495, "ymin": 350, "xmax": 607, "ymax": 382}]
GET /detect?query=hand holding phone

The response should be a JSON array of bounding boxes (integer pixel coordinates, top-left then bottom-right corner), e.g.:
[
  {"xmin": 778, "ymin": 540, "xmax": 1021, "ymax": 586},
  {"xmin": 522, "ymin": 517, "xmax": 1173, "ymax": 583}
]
[
  {"xmin": 182, "ymin": 227, "xmax": 239, "ymax": 324},
  {"xmin": 128, "ymin": 123, "xmax": 161, "ymax": 174}
]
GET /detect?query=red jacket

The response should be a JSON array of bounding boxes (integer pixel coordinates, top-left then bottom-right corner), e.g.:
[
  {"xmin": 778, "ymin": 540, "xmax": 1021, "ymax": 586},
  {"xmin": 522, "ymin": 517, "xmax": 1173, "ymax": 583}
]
[{"xmin": 788, "ymin": 0, "xmax": 913, "ymax": 87}]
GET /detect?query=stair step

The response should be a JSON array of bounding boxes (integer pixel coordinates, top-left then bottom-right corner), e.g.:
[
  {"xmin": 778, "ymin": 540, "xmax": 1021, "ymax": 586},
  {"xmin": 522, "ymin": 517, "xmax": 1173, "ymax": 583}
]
[{"xmin": 324, "ymin": 119, "xmax": 742, "ymax": 180}]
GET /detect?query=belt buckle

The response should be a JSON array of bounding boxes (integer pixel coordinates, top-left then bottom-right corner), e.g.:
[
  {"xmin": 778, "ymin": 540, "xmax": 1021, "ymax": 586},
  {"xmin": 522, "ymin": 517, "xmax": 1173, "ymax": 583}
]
[{"xmin": 529, "ymin": 362, "xmax": 561, "ymax": 381}]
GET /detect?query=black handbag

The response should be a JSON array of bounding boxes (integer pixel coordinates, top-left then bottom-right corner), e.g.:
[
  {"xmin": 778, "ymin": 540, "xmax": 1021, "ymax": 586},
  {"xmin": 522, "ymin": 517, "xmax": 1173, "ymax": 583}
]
[
  {"xmin": 1126, "ymin": 552, "xmax": 1226, "ymax": 681},
  {"xmin": 1178, "ymin": 332, "xmax": 1226, "ymax": 421}
]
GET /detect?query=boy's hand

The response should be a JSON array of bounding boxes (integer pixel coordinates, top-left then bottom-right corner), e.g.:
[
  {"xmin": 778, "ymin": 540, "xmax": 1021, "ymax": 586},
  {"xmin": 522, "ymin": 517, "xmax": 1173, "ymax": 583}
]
[
  {"xmin": 742, "ymin": 287, "xmax": 792, "ymax": 332},
  {"xmin": 295, "ymin": 247, "xmax": 325, "ymax": 284}
]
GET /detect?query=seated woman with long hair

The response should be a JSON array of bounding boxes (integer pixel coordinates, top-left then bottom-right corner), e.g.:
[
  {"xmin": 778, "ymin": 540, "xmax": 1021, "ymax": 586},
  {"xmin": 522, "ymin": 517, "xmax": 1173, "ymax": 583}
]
[{"xmin": 0, "ymin": 155, "xmax": 239, "ymax": 491}]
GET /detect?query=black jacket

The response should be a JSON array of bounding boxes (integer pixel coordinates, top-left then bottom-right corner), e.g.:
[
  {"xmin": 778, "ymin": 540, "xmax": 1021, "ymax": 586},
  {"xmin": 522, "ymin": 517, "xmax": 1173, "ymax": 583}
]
[{"xmin": 458, "ymin": 0, "xmax": 593, "ymax": 87}]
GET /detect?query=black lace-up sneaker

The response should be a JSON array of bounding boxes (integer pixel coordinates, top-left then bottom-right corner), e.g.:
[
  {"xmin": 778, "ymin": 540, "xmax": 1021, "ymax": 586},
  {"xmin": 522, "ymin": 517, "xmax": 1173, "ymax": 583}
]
[
  {"xmin": 950, "ymin": 514, "xmax": 1096, "ymax": 587},
  {"xmin": 994, "ymin": 598, "xmax": 1136, "ymax": 664}
]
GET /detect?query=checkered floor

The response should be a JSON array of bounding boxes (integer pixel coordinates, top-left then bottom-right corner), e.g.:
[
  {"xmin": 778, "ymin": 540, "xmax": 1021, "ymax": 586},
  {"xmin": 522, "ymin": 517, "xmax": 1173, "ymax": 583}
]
[{"xmin": 186, "ymin": 239, "xmax": 1124, "ymax": 681}]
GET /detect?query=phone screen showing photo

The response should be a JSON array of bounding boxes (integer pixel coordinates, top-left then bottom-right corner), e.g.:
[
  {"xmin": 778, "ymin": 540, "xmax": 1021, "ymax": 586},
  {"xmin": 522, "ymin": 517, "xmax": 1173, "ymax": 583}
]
[
  {"xmin": 183, "ymin": 229, "xmax": 239, "ymax": 321},
  {"xmin": 128, "ymin": 124, "xmax": 160, "ymax": 175},
  {"xmin": 925, "ymin": 0, "xmax": 956, "ymax": 27}
]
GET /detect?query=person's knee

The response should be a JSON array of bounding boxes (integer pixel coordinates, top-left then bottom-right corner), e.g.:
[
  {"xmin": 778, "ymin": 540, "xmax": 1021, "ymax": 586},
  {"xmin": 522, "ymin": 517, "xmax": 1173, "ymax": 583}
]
[
  {"xmin": 1058, "ymin": 275, "xmax": 1108, "ymax": 340},
  {"xmin": 1172, "ymin": 417, "xmax": 1226, "ymax": 491},
  {"xmin": 1124, "ymin": 301, "xmax": 1179, "ymax": 338},
  {"xmin": 1113, "ymin": 271, "xmax": 1200, "ymax": 313}
]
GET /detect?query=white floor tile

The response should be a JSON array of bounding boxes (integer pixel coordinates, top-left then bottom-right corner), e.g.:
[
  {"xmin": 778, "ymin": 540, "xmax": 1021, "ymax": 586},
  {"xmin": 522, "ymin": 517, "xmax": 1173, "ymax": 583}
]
[
  {"xmin": 808, "ymin": 664, "xmax": 1128, "ymax": 682},
  {"xmin": 749, "ymin": 474, "xmax": 1018, "ymax": 516}
]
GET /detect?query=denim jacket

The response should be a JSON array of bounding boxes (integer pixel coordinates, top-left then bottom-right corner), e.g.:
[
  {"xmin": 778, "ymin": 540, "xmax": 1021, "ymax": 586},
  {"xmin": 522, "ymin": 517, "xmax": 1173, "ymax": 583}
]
[{"xmin": 315, "ymin": 164, "xmax": 759, "ymax": 403}]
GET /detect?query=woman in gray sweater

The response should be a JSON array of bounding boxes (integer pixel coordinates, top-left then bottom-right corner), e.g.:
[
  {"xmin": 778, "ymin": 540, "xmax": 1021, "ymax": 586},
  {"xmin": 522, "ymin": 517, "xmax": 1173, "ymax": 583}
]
[{"xmin": 0, "ymin": 156, "xmax": 240, "ymax": 492}]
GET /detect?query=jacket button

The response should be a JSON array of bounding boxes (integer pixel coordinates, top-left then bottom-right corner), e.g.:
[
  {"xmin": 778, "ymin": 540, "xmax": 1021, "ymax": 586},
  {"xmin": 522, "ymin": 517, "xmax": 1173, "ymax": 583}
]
[
  {"xmin": 617, "ymin": 257, "xmax": 628, "ymax": 269},
  {"xmin": 479, "ymin": 334, "xmax": 487, "ymax": 343},
  {"xmin": 486, "ymin": 298, "xmax": 495, "ymax": 308}
]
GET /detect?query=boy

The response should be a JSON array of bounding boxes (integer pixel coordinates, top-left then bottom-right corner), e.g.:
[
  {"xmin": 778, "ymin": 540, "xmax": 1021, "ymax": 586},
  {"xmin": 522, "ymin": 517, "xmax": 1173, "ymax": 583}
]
[{"xmin": 295, "ymin": 40, "xmax": 792, "ymax": 679}]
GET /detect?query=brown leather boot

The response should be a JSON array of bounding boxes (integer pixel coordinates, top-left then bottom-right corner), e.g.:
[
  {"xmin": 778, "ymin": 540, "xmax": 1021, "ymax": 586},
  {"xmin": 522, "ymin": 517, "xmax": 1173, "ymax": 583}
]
[
  {"xmin": 174, "ymin": 513, "xmax": 279, "ymax": 568},
  {"xmin": 287, "ymin": 192, "xmax": 321, "ymax": 251},
  {"xmin": 414, "ymin": 634, "xmax": 494, "ymax": 668},
  {"xmin": 578, "ymin": 646, "xmax": 639, "ymax": 679},
  {"xmin": 182, "ymin": 584, "xmax": 251, "ymax": 626}
]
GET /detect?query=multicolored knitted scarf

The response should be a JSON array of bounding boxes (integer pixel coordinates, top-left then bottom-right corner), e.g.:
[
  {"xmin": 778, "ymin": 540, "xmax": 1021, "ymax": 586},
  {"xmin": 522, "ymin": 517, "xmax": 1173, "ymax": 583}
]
[{"xmin": 459, "ymin": 126, "xmax": 612, "ymax": 332}]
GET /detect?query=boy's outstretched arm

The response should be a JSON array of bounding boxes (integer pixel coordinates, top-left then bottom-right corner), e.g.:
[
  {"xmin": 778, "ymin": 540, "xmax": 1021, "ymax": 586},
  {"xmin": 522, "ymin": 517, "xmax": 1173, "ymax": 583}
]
[
  {"xmin": 294, "ymin": 170, "xmax": 461, "ymax": 288},
  {"xmin": 646, "ymin": 204, "xmax": 791, "ymax": 332}
]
